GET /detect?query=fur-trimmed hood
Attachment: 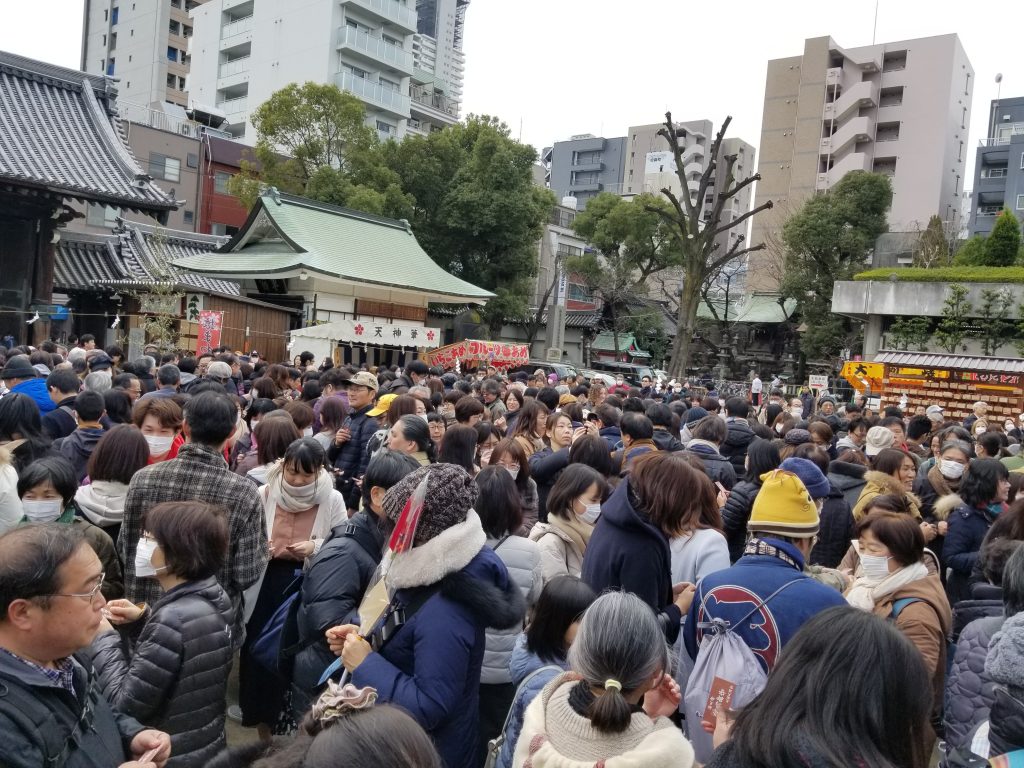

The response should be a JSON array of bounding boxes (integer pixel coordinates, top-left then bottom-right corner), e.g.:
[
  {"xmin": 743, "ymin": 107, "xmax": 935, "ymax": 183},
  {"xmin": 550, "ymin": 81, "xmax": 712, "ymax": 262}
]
[
  {"xmin": 864, "ymin": 470, "xmax": 922, "ymax": 510},
  {"xmin": 933, "ymin": 493, "xmax": 964, "ymax": 522},
  {"xmin": 386, "ymin": 508, "xmax": 487, "ymax": 590}
]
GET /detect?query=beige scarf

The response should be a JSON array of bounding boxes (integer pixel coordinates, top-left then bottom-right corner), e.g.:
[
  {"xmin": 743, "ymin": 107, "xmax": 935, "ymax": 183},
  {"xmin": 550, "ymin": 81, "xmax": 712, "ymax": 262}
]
[{"xmin": 846, "ymin": 562, "xmax": 929, "ymax": 610}]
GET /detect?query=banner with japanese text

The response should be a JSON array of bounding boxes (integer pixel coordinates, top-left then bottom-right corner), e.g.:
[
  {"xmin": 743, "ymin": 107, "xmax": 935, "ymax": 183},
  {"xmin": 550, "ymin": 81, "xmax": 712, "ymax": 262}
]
[
  {"xmin": 197, "ymin": 310, "xmax": 223, "ymax": 354},
  {"xmin": 325, "ymin": 319, "xmax": 443, "ymax": 348},
  {"xmin": 425, "ymin": 339, "xmax": 531, "ymax": 370}
]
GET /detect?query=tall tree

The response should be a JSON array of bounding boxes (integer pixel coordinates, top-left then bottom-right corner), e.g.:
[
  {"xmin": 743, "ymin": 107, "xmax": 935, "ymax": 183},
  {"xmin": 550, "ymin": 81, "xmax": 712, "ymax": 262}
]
[
  {"xmin": 567, "ymin": 192, "xmax": 682, "ymax": 354},
  {"xmin": 985, "ymin": 209, "xmax": 1022, "ymax": 266},
  {"xmin": 953, "ymin": 235, "xmax": 988, "ymax": 266},
  {"xmin": 912, "ymin": 214, "xmax": 955, "ymax": 268},
  {"xmin": 977, "ymin": 288, "xmax": 1013, "ymax": 356},
  {"xmin": 934, "ymin": 284, "xmax": 972, "ymax": 353},
  {"xmin": 780, "ymin": 171, "xmax": 892, "ymax": 363},
  {"xmin": 644, "ymin": 113, "xmax": 773, "ymax": 379}
]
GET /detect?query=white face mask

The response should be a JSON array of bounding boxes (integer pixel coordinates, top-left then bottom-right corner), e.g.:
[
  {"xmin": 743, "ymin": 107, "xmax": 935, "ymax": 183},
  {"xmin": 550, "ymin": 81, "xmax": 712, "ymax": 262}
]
[
  {"xmin": 859, "ymin": 553, "xmax": 891, "ymax": 582},
  {"xmin": 975, "ymin": 425, "xmax": 987, "ymax": 436},
  {"xmin": 775, "ymin": 423, "xmax": 785, "ymax": 435},
  {"xmin": 791, "ymin": 407, "xmax": 803, "ymax": 419},
  {"xmin": 577, "ymin": 500, "xmax": 601, "ymax": 525},
  {"xmin": 939, "ymin": 459, "xmax": 965, "ymax": 480},
  {"xmin": 1006, "ymin": 421, "xmax": 1015, "ymax": 432},
  {"xmin": 419, "ymin": 413, "xmax": 429, "ymax": 423},
  {"xmin": 145, "ymin": 434, "xmax": 174, "ymax": 457},
  {"xmin": 134, "ymin": 537, "xmax": 166, "ymax": 578},
  {"xmin": 505, "ymin": 465, "xmax": 520, "ymax": 480},
  {"xmin": 22, "ymin": 499, "xmax": 64, "ymax": 522}
]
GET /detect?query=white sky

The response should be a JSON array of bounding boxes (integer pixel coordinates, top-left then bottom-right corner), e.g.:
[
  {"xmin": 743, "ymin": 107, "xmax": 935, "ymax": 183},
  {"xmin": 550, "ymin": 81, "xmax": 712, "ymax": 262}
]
[{"xmin": 3, "ymin": 0, "xmax": 1023, "ymax": 188}]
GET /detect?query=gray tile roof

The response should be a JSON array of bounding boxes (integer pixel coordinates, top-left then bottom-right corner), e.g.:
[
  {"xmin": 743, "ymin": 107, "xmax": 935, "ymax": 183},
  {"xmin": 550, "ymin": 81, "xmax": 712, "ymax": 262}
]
[
  {"xmin": 56, "ymin": 223, "xmax": 237, "ymax": 296},
  {"xmin": 875, "ymin": 350, "xmax": 1024, "ymax": 374},
  {"xmin": 0, "ymin": 50, "xmax": 177, "ymax": 215}
]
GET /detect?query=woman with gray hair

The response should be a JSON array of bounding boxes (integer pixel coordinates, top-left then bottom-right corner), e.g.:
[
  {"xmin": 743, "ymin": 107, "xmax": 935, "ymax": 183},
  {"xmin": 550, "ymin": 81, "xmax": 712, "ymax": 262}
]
[{"xmin": 513, "ymin": 591, "xmax": 695, "ymax": 767}]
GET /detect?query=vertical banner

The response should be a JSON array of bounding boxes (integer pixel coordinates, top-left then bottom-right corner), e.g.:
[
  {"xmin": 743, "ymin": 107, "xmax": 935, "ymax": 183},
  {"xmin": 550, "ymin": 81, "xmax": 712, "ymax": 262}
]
[{"xmin": 197, "ymin": 310, "xmax": 224, "ymax": 354}]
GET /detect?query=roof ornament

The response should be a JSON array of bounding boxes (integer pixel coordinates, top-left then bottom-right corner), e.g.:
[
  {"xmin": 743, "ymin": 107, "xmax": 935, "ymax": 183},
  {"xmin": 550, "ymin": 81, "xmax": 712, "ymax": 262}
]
[
  {"xmin": 132, "ymin": 172, "xmax": 152, "ymax": 189},
  {"xmin": 269, "ymin": 186, "xmax": 282, "ymax": 205},
  {"xmin": 399, "ymin": 218, "xmax": 412, "ymax": 234}
]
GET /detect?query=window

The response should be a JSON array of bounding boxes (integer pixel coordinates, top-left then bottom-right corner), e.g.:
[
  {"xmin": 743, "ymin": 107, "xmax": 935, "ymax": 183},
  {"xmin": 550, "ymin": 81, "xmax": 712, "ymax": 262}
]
[
  {"xmin": 149, "ymin": 153, "xmax": 180, "ymax": 182},
  {"xmin": 167, "ymin": 46, "xmax": 179, "ymax": 63},
  {"xmin": 109, "ymin": 32, "xmax": 116, "ymax": 49},
  {"xmin": 86, "ymin": 204, "xmax": 120, "ymax": 227},
  {"xmin": 376, "ymin": 120, "xmax": 394, "ymax": 135},
  {"xmin": 210, "ymin": 223, "xmax": 239, "ymax": 236},
  {"xmin": 379, "ymin": 77, "xmax": 399, "ymax": 92},
  {"xmin": 879, "ymin": 86, "xmax": 904, "ymax": 107},
  {"xmin": 111, "ymin": 6, "xmax": 118, "ymax": 24},
  {"xmin": 102, "ymin": 33, "xmax": 106, "ymax": 46},
  {"xmin": 961, "ymin": 107, "xmax": 966, "ymax": 130},
  {"xmin": 213, "ymin": 171, "xmax": 232, "ymax": 194},
  {"xmin": 186, "ymin": 152, "xmax": 199, "ymax": 169},
  {"xmin": 106, "ymin": 58, "xmax": 115, "ymax": 76},
  {"xmin": 169, "ymin": 20, "xmax": 181, "ymax": 36},
  {"xmin": 876, "ymin": 122, "xmax": 900, "ymax": 142},
  {"xmin": 958, "ymin": 141, "xmax": 963, "ymax": 161},
  {"xmin": 183, "ymin": 210, "xmax": 195, "ymax": 225},
  {"xmin": 1017, "ymin": 194, "xmax": 1024, "ymax": 211},
  {"xmin": 882, "ymin": 50, "xmax": 906, "ymax": 72}
]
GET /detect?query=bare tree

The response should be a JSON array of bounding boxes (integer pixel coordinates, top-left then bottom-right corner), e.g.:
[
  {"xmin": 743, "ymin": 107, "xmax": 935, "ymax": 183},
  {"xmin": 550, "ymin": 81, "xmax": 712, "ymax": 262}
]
[{"xmin": 647, "ymin": 112, "xmax": 773, "ymax": 379}]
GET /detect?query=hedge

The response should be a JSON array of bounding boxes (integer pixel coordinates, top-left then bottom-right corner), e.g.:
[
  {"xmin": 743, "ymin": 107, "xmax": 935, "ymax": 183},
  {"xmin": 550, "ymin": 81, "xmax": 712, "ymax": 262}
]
[{"xmin": 853, "ymin": 266, "xmax": 1024, "ymax": 283}]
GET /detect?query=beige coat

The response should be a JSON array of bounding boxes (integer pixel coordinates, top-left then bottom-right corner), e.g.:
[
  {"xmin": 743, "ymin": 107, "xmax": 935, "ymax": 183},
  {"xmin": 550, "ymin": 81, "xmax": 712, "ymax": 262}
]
[
  {"xmin": 529, "ymin": 515, "xmax": 590, "ymax": 583},
  {"xmin": 852, "ymin": 470, "xmax": 922, "ymax": 520}
]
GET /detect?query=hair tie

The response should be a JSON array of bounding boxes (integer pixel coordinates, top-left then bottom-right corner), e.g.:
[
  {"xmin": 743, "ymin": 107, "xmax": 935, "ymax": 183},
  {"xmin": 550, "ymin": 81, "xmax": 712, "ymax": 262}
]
[{"xmin": 604, "ymin": 679, "xmax": 622, "ymax": 693}]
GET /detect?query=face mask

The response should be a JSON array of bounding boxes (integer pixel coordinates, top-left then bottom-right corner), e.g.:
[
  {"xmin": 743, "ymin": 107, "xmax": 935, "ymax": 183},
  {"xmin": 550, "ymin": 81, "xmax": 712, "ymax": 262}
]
[
  {"xmin": 860, "ymin": 553, "xmax": 891, "ymax": 582},
  {"xmin": 22, "ymin": 499, "xmax": 64, "ymax": 523},
  {"xmin": 479, "ymin": 448, "xmax": 493, "ymax": 466},
  {"xmin": 577, "ymin": 500, "xmax": 601, "ymax": 525},
  {"xmin": 775, "ymin": 423, "xmax": 785, "ymax": 435},
  {"xmin": 145, "ymin": 434, "xmax": 174, "ymax": 457},
  {"xmin": 1006, "ymin": 421, "xmax": 1015, "ymax": 432},
  {"xmin": 302, "ymin": 427, "xmax": 313, "ymax": 438},
  {"xmin": 419, "ymin": 414, "xmax": 429, "ymax": 423},
  {"xmin": 939, "ymin": 459, "xmax": 965, "ymax": 479},
  {"xmin": 505, "ymin": 465, "xmax": 520, "ymax": 480},
  {"xmin": 134, "ymin": 537, "xmax": 166, "ymax": 578},
  {"xmin": 975, "ymin": 425, "xmax": 987, "ymax": 436},
  {"xmin": 791, "ymin": 407, "xmax": 803, "ymax": 419}
]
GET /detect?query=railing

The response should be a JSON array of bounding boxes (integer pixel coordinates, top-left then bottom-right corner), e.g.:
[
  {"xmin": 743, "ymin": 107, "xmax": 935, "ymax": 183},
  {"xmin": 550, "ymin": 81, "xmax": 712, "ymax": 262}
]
[
  {"xmin": 117, "ymin": 101, "xmax": 232, "ymax": 139},
  {"xmin": 221, "ymin": 15, "xmax": 253, "ymax": 40},
  {"xmin": 219, "ymin": 56, "xmax": 250, "ymax": 77},
  {"xmin": 347, "ymin": 0, "xmax": 416, "ymax": 31},
  {"xmin": 336, "ymin": 26, "xmax": 413, "ymax": 72},
  {"xmin": 981, "ymin": 168, "xmax": 1008, "ymax": 179},
  {"xmin": 336, "ymin": 71, "xmax": 410, "ymax": 115},
  {"xmin": 217, "ymin": 95, "xmax": 248, "ymax": 116},
  {"xmin": 409, "ymin": 85, "xmax": 458, "ymax": 117}
]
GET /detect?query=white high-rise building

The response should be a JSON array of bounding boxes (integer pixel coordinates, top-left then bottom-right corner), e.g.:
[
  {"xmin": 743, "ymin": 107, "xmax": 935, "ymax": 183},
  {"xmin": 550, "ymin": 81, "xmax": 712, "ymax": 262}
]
[
  {"xmin": 187, "ymin": 0, "xmax": 420, "ymax": 143},
  {"xmin": 408, "ymin": 0, "xmax": 468, "ymax": 135},
  {"xmin": 81, "ymin": 0, "xmax": 212, "ymax": 109}
]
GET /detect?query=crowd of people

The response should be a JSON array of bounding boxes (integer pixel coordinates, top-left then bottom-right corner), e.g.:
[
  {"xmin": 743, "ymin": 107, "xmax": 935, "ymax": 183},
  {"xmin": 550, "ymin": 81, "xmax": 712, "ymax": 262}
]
[{"xmin": 1, "ymin": 338, "xmax": 1023, "ymax": 767}]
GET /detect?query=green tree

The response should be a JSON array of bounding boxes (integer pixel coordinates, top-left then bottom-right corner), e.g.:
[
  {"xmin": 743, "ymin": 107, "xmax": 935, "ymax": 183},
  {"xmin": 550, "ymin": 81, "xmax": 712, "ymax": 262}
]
[
  {"xmin": 888, "ymin": 316, "xmax": 932, "ymax": 351},
  {"xmin": 384, "ymin": 116, "xmax": 555, "ymax": 330},
  {"xmin": 645, "ymin": 113, "xmax": 774, "ymax": 379},
  {"xmin": 780, "ymin": 171, "xmax": 893, "ymax": 363},
  {"xmin": 934, "ymin": 284, "xmax": 973, "ymax": 353},
  {"xmin": 953, "ymin": 235, "xmax": 988, "ymax": 266},
  {"xmin": 567, "ymin": 192, "xmax": 682, "ymax": 355},
  {"xmin": 985, "ymin": 209, "xmax": 1022, "ymax": 267},
  {"xmin": 913, "ymin": 215, "xmax": 954, "ymax": 268},
  {"xmin": 977, "ymin": 288, "xmax": 1014, "ymax": 356}
]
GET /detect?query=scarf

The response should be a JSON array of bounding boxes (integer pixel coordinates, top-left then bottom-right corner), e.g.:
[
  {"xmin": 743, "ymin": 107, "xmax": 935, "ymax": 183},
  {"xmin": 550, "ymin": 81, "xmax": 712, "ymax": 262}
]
[
  {"xmin": 687, "ymin": 439, "xmax": 721, "ymax": 454},
  {"xmin": 845, "ymin": 561, "xmax": 929, "ymax": 611},
  {"xmin": 548, "ymin": 512, "xmax": 594, "ymax": 551},
  {"xmin": 926, "ymin": 464, "xmax": 959, "ymax": 498},
  {"xmin": 743, "ymin": 537, "xmax": 801, "ymax": 569},
  {"xmin": 264, "ymin": 461, "xmax": 335, "ymax": 513}
]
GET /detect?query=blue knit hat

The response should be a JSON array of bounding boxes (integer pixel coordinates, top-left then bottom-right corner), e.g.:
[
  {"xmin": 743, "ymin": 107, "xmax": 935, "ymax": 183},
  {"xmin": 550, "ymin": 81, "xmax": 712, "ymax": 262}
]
[
  {"xmin": 685, "ymin": 406, "xmax": 709, "ymax": 426},
  {"xmin": 779, "ymin": 457, "xmax": 830, "ymax": 499}
]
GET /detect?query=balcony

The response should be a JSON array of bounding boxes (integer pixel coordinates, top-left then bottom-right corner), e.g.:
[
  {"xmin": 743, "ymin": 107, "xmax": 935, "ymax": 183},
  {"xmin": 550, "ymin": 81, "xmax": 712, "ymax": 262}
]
[
  {"xmin": 220, "ymin": 15, "xmax": 252, "ymax": 47},
  {"xmin": 409, "ymin": 85, "xmax": 459, "ymax": 121},
  {"xmin": 569, "ymin": 181, "xmax": 601, "ymax": 193},
  {"xmin": 344, "ymin": 0, "xmax": 416, "ymax": 33},
  {"xmin": 216, "ymin": 95, "xmax": 248, "ymax": 122},
  {"xmin": 681, "ymin": 144, "xmax": 704, "ymax": 164},
  {"xmin": 823, "ymin": 80, "xmax": 877, "ymax": 123},
  {"xmin": 218, "ymin": 55, "xmax": 250, "ymax": 78},
  {"xmin": 571, "ymin": 159, "xmax": 603, "ymax": 172},
  {"xmin": 821, "ymin": 116, "xmax": 874, "ymax": 155},
  {"xmin": 825, "ymin": 66, "xmax": 843, "ymax": 87},
  {"xmin": 337, "ymin": 26, "xmax": 414, "ymax": 74},
  {"xmin": 817, "ymin": 152, "xmax": 870, "ymax": 189},
  {"xmin": 336, "ymin": 71, "xmax": 409, "ymax": 117}
]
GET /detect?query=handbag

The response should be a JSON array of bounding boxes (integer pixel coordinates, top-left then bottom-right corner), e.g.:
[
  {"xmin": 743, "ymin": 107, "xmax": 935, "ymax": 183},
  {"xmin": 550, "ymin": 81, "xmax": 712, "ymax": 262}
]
[
  {"xmin": 250, "ymin": 572, "xmax": 307, "ymax": 679},
  {"xmin": 484, "ymin": 665, "xmax": 562, "ymax": 768}
]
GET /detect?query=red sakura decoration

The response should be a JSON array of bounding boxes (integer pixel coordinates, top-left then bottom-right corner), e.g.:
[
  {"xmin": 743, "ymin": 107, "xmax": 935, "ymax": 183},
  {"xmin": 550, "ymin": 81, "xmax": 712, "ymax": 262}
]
[
  {"xmin": 353, "ymin": 324, "xmax": 365, "ymax": 336},
  {"xmin": 426, "ymin": 330, "xmax": 435, "ymax": 341}
]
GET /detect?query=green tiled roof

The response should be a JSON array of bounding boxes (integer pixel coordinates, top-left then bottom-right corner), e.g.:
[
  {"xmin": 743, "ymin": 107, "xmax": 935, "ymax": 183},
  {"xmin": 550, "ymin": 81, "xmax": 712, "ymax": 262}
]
[
  {"xmin": 592, "ymin": 332, "xmax": 650, "ymax": 357},
  {"xmin": 172, "ymin": 191, "xmax": 493, "ymax": 303},
  {"xmin": 697, "ymin": 292, "xmax": 795, "ymax": 323}
]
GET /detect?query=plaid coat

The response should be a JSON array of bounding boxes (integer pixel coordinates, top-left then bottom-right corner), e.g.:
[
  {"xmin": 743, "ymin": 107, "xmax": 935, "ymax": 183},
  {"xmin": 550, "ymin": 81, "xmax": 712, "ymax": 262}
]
[{"xmin": 117, "ymin": 443, "xmax": 268, "ymax": 634}]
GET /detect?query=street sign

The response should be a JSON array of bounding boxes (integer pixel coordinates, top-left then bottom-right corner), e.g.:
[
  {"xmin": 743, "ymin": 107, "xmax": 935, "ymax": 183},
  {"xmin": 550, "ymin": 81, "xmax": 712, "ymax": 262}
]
[{"xmin": 808, "ymin": 374, "xmax": 828, "ymax": 389}]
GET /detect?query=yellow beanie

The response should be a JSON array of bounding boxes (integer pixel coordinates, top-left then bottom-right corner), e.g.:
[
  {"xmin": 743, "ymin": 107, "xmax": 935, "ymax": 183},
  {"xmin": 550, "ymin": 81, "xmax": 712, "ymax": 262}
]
[{"xmin": 747, "ymin": 469, "xmax": 820, "ymax": 539}]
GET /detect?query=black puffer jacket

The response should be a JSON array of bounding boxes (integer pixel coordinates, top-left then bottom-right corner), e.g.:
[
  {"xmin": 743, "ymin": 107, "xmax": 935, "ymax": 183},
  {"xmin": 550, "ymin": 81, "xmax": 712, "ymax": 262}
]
[
  {"xmin": 944, "ymin": 614, "xmax": 1004, "ymax": 751},
  {"xmin": 684, "ymin": 443, "xmax": 738, "ymax": 490},
  {"xmin": 292, "ymin": 510, "xmax": 385, "ymax": 716},
  {"xmin": 721, "ymin": 418, "xmax": 755, "ymax": 474},
  {"xmin": 808, "ymin": 482, "xmax": 854, "ymax": 569},
  {"xmin": 721, "ymin": 479, "xmax": 759, "ymax": 562},
  {"xmin": 327, "ymin": 404, "xmax": 378, "ymax": 507},
  {"xmin": 652, "ymin": 428, "xmax": 684, "ymax": 452},
  {"xmin": 85, "ymin": 576, "xmax": 234, "ymax": 768},
  {"xmin": 827, "ymin": 461, "xmax": 867, "ymax": 511}
]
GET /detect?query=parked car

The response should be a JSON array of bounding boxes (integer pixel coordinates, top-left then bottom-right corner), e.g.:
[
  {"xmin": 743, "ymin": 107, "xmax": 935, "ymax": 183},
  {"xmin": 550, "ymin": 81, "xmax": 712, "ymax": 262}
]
[
  {"xmin": 588, "ymin": 360, "xmax": 655, "ymax": 386},
  {"xmin": 507, "ymin": 360, "xmax": 581, "ymax": 381},
  {"xmin": 579, "ymin": 369, "xmax": 616, "ymax": 388}
]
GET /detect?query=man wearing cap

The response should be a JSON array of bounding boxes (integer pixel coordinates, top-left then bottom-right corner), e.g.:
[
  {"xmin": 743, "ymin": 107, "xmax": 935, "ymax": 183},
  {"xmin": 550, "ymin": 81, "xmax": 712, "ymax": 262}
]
[
  {"xmin": 327, "ymin": 371, "xmax": 380, "ymax": 512},
  {"xmin": 205, "ymin": 361, "xmax": 237, "ymax": 397},
  {"xmin": 864, "ymin": 425, "xmax": 896, "ymax": 458},
  {"xmin": 964, "ymin": 401, "xmax": 988, "ymax": 432},
  {"xmin": 683, "ymin": 469, "xmax": 846, "ymax": 674},
  {"xmin": 0, "ymin": 355, "xmax": 55, "ymax": 414},
  {"xmin": 926, "ymin": 405, "xmax": 944, "ymax": 427}
]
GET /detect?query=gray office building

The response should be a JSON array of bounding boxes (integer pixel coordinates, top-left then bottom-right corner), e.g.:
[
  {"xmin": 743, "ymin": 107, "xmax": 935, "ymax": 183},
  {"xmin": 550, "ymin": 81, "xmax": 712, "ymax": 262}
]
[
  {"xmin": 971, "ymin": 96, "xmax": 1024, "ymax": 236},
  {"xmin": 543, "ymin": 134, "xmax": 627, "ymax": 209}
]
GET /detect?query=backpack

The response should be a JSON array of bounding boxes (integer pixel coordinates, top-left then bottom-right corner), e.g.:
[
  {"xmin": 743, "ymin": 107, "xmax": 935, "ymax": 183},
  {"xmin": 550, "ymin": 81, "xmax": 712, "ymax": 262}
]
[
  {"xmin": 249, "ymin": 569, "xmax": 306, "ymax": 681},
  {"xmin": 890, "ymin": 596, "xmax": 952, "ymax": 739},
  {"xmin": 484, "ymin": 664, "xmax": 562, "ymax": 768},
  {"xmin": 683, "ymin": 579, "xmax": 799, "ymax": 764}
]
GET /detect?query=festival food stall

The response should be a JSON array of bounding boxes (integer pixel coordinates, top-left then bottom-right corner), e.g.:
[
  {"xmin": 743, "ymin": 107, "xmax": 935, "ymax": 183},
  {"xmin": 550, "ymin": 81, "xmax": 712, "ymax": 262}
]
[
  {"xmin": 424, "ymin": 339, "xmax": 531, "ymax": 371},
  {"xmin": 842, "ymin": 352, "xmax": 1024, "ymax": 422}
]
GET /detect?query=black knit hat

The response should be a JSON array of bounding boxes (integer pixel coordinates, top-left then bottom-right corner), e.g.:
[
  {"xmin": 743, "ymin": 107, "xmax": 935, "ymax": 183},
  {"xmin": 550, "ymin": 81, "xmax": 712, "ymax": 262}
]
[{"xmin": 382, "ymin": 463, "xmax": 477, "ymax": 547}]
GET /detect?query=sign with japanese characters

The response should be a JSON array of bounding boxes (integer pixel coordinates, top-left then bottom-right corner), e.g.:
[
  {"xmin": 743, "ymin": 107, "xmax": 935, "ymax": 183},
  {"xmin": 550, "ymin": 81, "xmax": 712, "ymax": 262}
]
[
  {"xmin": 334, "ymin": 319, "xmax": 442, "ymax": 349},
  {"xmin": 425, "ymin": 339, "xmax": 531, "ymax": 370},
  {"xmin": 196, "ymin": 310, "xmax": 223, "ymax": 354}
]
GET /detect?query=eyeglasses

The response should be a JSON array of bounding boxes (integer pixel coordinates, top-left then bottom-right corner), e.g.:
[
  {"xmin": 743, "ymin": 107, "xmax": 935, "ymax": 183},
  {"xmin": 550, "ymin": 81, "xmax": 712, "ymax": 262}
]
[{"xmin": 39, "ymin": 572, "xmax": 105, "ymax": 603}]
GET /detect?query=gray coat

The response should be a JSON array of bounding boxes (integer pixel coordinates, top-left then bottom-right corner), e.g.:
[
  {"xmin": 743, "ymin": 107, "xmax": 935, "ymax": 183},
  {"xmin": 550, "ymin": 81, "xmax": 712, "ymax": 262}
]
[
  {"xmin": 86, "ymin": 576, "xmax": 234, "ymax": 768},
  {"xmin": 944, "ymin": 614, "xmax": 1004, "ymax": 751},
  {"xmin": 481, "ymin": 534, "xmax": 543, "ymax": 684}
]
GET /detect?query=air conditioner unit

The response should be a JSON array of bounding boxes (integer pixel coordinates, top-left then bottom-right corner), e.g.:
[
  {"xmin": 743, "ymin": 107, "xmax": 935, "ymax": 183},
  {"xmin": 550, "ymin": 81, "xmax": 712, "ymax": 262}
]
[{"xmin": 545, "ymin": 348, "xmax": 562, "ymax": 362}]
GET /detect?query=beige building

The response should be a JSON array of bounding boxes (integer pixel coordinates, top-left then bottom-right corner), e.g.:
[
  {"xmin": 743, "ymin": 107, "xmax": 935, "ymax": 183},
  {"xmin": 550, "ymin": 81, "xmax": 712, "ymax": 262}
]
[
  {"xmin": 81, "ymin": 0, "xmax": 211, "ymax": 109},
  {"xmin": 749, "ymin": 34, "xmax": 974, "ymax": 290}
]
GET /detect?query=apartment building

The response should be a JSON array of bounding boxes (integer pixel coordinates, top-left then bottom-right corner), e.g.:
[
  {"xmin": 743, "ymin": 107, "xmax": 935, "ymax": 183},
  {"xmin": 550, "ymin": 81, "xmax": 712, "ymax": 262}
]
[
  {"xmin": 409, "ymin": 0, "xmax": 468, "ymax": 135},
  {"xmin": 970, "ymin": 96, "xmax": 1024, "ymax": 236},
  {"xmin": 544, "ymin": 135, "xmax": 627, "ymax": 209},
  {"xmin": 81, "ymin": 0, "xmax": 211, "ymax": 108},
  {"xmin": 748, "ymin": 34, "xmax": 974, "ymax": 290}
]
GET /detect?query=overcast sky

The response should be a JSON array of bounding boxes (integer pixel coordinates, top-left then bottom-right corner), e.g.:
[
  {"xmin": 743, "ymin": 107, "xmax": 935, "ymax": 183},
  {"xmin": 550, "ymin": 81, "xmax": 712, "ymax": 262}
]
[{"xmin": 3, "ymin": 0, "xmax": 1022, "ymax": 187}]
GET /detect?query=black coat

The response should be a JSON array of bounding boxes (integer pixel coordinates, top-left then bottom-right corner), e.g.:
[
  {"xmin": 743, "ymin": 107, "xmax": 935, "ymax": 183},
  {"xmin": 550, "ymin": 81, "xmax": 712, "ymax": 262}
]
[
  {"xmin": 721, "ymin": 418, "xmax": 755, "ymax": 475},
  {"xmin": 0, "ymin": 653, "xmax": 143, "ymax": 768},
  {"xmin": 684, "ymin": 443, "xmax": 738, "ymax": 490},
  {"xmin": 41, "ymin": 395, "xmax": 77, "ymax": 440},
  {"xmin": 808, "ymin": 482, "xmax": 854, "ymax": 569},
  {"xmin": 85, "ymin": 577, "xmax": 234, "ymax": 768},
  {"xmin": 652, "ymin": 428, "xmax": 684, "ymax": 452},
  {"xmin": 721, "ymin": 479, "xmax": 759, "ymax": 562},
  {"xmin": 990, "ymin": 687, "xmax": 1024, "ymax": 756},
  {"xmin": 327, "ymin": 404, "xmax": 378, "ymax": 506},
  {"xmin": 944, "ymin": 614, "xmax": 1004, "ymax": 752},
  {"xmin": 827, "ymin": 460, "xmax": 867, "ymax": 511},
  {"xmin": 528, "ymin": 446, "xmax": 570, "ymax": 523},
  {"xmin": 292, "ymin": 511, "xmax": 385, "ymax": 715}
]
